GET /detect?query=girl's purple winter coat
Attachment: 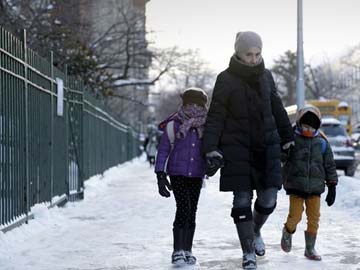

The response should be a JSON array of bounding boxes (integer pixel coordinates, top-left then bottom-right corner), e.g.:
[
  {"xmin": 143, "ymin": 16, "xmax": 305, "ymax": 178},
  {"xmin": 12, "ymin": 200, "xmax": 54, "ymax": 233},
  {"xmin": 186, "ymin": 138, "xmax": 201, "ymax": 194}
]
[{"xmin": 155, "ymin": 115, "xmax": 206, "ymax": 178}]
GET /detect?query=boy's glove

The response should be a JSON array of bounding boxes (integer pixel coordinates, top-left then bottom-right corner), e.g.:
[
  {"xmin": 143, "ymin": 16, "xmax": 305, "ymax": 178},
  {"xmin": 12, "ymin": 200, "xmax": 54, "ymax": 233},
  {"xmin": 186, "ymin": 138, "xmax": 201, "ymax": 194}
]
[
  {"xmin": 205, "ymin": 151, "xmax": 224, "ymax": 177},
  {"xmin": 156, "ymin": 172, "xmax": 172, "ymax": 198},
  {"xmin": 325, "ymin": 185, "xmax": 336, "ymax": 206}
]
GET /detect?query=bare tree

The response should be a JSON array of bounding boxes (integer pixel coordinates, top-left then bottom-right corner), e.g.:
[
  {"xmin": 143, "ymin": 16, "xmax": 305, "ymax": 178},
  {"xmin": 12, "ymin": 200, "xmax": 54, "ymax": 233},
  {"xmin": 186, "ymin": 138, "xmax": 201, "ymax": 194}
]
[
  {"xmin": 0, "ymin": 0, "xmax": 180, "ymax": 128},
  {"xmin": 340, "ymin": 44, "xmax": 360, "ymax": 68},
  {"xmin": 270, "ymin": 50, "xmax": 328, "ymax": 105},
  {"xmin": 338, "ymin": 45, "xmax": 360, "ymax": 97},
  {"xmin": 0, "ymin": 1, "xmax": 169, "ymax": 100},
  {"xmin": 153, "ymin": 49, "xmax": 216, "ymax": 121},
  {"xmin": 308, "ymin": 46, "xmax": 360, "ymax": 101},
  {"xmin": 271, "ymin": 51, "xmax": 298, "ymax": 106},
  {"xmin": 306, "ymin": 63, "xmax": 342, "ymax": 99}
]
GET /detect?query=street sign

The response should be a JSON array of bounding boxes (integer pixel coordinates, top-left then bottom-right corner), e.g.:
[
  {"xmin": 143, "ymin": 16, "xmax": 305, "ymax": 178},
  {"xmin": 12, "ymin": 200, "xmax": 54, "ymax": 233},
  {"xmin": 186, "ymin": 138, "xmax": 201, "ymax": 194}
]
[{"xmin": 56, "ymin": 78, "xmax": 64, "ymax": 116}]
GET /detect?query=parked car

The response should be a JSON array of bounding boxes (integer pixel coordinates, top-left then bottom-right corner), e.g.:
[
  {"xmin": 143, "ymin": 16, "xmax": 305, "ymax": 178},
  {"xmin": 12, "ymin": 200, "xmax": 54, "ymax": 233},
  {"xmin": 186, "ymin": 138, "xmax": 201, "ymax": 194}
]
[
  {"xmin": 351, "ymin": 132, "xmax": 360, "ymax": 163},
  {"xmin": 352, "ymin": 132, "xmax": 360, "ymax": 149},
  {"xmin": 353, "ymin": 123, "xmax": 360, "ymax": 134},
  {"xmin": 320, "ymin": 118, "xmax": 357, "ymax": 176}
]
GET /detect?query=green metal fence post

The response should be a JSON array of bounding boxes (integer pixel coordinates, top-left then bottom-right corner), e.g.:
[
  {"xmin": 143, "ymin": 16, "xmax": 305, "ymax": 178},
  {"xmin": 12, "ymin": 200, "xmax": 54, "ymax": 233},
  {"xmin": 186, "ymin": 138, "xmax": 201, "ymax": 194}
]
[
  {"xmin": 50, "ymin": 51, "xmax": 54, "ymax": 206},
  {"xmin": 79, "ymin": 80, "xmax": 84, "ymax": 199},
  {"xmin": 0, "ymin": 28, "xmax": 2, "ymax": 225},
  {"xmin": 23, "ymin": 29, "xmax": 30, "ymax": 224},
  {"xmin": 64, "ymin": 64, "xmax": 69, "ymax": 198}
]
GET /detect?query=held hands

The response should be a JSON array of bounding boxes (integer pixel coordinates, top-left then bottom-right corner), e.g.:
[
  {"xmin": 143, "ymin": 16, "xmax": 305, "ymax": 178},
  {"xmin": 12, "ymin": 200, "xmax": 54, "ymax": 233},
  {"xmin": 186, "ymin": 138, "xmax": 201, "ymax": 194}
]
[
  {"xmin": 281, "ymin": 141, "xmax": 295, "ymax": 163},
  {"xmin": 282, "ymin": 141, "xmax": 295, "ymax": 150},
  {"xmin": 325, "ymin": 185, "xmax": 336, "ymax": 207},
  {"xmin": 205, "ymin": 151, "xmax": 225, "ymax": 177},
  {"xmin": 156, "ymin": 172, "xmax": 172, "ymax": 198}
]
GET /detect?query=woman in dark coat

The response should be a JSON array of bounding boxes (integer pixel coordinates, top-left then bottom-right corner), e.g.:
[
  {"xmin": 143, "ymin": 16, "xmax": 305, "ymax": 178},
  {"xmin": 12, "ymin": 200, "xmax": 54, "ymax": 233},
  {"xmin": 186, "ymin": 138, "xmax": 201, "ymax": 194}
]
[{"xmin": 203, "ymin": 31, "xmax": 294, "ymax": 269}]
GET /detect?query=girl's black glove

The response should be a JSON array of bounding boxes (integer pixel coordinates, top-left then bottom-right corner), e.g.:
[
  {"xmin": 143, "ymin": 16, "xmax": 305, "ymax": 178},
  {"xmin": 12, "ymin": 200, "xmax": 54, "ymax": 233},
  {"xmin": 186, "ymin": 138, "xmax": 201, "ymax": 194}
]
[
  {"xmin": 156, "ymin": 172, "xmax": 172, "ymax": 197},
  {"xmin": 325, "ymin": 185, "xmax": 336, "ymax": 206}
]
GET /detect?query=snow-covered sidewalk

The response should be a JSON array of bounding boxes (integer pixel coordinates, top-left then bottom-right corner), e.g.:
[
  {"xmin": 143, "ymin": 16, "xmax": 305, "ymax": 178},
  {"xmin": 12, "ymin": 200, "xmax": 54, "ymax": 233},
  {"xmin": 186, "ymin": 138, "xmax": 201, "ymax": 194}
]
[{"xmin": 0, "ymin": 155, "xmax": 359, "ymax": 270}]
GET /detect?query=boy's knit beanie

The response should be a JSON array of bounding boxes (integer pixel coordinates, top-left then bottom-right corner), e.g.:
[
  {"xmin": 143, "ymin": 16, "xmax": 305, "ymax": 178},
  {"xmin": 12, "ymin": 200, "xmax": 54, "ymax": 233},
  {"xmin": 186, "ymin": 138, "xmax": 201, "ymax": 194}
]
[
  {"xmin": 234, "ymin": 31, "xmax": 262, "ymax": 55},
  {"xmin": 181, "ymin": 87, "xmax": 208, "ymax": 107},
  {"xmin": 300, "ymin": 111, "xmax": 321, "ymax": 129}
]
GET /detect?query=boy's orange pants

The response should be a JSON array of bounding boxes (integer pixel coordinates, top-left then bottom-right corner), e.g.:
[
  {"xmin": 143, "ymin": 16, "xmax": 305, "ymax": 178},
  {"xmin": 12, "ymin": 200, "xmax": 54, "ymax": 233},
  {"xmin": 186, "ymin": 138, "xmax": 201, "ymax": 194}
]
[{"xmin": 284, "ymin": 195, "xmax": 321, "ymax": 235}]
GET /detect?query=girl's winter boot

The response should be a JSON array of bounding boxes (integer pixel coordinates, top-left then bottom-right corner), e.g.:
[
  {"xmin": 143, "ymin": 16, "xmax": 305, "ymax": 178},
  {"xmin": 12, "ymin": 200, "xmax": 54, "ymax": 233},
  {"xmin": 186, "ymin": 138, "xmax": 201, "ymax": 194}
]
[
  {"xmin": 184, "ymin": 251, "xmax": 196, "ymax": 265},
  {"xmin": 184, "ymin": 226, "xmax": 197, "ymax": 264},
  {"xmin": 172, "ymin": 228, "xmax": 186, "ymax": 266},
  {"xmin": 172, "ymin": 250, "xmax": 186, "ymax": 266}
]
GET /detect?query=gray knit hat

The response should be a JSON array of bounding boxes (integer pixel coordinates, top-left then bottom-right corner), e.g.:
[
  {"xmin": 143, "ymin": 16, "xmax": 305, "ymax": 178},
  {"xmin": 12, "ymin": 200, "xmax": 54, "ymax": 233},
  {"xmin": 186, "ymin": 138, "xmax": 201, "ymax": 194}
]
[{"xmin": 234, "ymin": 31, "xmax": 262, "ymax": 55}]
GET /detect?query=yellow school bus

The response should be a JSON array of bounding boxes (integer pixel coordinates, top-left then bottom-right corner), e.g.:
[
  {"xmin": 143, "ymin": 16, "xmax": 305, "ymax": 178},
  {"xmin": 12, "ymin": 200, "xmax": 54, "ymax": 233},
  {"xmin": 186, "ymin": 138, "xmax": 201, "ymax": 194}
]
[
  {"xmin": 285, "ymin": 104, "xmax": 297, "ymax": 125},
  {"xmin": 285, "ymin": 100, "xmax": 352, "ymax": 134},
  {"xmin": 308, "ymin": 100, "xmax": 352, "ymax": 134}
]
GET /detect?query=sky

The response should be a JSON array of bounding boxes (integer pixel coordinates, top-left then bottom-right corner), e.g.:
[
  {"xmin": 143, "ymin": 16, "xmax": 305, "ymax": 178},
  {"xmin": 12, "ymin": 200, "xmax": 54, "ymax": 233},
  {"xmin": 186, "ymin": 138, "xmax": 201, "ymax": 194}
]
[
  {"xmin": 0, "ymin": 155, "xmax": 360, "ymax": 269},
  {"xmin": 146, "ymin": 0, "xmax": 360, "ymax": 73}
]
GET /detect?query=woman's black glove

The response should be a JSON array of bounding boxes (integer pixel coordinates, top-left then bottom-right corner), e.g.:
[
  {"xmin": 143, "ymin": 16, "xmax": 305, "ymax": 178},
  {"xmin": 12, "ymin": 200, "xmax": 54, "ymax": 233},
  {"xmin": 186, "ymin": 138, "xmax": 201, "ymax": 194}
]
[
  {"xmin": 156, "ymin": 172, "xmax": 172, "ymax": 197},
  {"xmin": 325, "ymin": 185, "xmax": 336, "ymax": 206},
  {"xmin": 205, "ymin": 151, "xmax": 224, "ymax": 177}
]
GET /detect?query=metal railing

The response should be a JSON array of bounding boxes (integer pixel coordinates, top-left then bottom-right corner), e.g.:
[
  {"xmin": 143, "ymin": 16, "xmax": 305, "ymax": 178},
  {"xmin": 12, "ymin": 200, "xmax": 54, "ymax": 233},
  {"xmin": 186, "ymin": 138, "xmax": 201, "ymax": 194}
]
[{"xmin": 0, "ymin": 27, "xmax": 140, "ymax": 229}]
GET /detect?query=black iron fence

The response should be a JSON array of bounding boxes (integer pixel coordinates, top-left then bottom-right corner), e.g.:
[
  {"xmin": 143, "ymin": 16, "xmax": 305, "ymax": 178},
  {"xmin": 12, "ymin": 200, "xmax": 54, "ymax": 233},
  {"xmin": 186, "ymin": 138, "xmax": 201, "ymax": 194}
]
[{"xmin": 0, "ymin": 27, "xmax": 140, "ymax": 230}]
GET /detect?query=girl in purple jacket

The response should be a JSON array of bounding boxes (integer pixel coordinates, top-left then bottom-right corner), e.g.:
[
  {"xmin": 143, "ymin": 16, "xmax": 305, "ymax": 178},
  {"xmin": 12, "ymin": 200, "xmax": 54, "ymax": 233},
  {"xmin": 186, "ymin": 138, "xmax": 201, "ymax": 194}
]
[{"xmin": 155, "ymin": 87, "xmax": 208, "ymax": 266}]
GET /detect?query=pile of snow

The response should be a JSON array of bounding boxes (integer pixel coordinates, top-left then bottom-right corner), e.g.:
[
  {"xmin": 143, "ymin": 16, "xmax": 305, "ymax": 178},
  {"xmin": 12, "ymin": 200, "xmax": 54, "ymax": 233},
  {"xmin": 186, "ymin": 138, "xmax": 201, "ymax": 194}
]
[{"xmin": 336, "ymin": 175, "xmax": 360, "ymax": 216}]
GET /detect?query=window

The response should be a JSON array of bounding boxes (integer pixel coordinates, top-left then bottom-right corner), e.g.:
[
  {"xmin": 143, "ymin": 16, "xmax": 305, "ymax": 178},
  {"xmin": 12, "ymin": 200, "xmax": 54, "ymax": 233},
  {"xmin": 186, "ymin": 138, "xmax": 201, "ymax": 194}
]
[{"xmin": 321, "ymin": 124, "xmax": 346, "ymax": 137}]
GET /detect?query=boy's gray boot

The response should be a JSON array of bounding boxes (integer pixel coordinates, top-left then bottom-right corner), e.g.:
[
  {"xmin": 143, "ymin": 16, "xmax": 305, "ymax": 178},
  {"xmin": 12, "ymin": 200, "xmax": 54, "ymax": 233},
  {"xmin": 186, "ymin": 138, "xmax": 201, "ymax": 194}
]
[
  {"xmin": 281, "ymin": 226, "xmax": 293, "ymax": 253},
  {"xmin": 235, "ymin": 221, "xmax": 257, "ymax": 269},
  {"xmin": 304, "ymin": 231, "xmax": 322, "ymax": 261},
  {"xmin": 253, "ymin": 210, "xmax": 269, "ymax": 256},
  {"xmin": 172, "ymin": 228, "xmax": 186, "ymax": 265}
]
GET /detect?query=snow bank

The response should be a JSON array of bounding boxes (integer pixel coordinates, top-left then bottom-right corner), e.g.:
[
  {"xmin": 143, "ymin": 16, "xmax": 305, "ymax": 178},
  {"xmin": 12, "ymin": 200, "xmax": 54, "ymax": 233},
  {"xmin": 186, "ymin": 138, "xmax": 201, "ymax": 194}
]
[{"xmin": 336, "ymin": 175, "xmax": 360, "ymax": 216}]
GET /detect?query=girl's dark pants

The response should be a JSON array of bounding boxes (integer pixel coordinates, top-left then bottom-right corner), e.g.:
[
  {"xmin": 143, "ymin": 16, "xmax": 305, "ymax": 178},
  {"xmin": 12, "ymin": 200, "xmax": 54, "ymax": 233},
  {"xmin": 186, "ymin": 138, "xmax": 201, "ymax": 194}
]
[{"xmin": 170, "ymin": 176, "xmax": 203, "ymax": 252}]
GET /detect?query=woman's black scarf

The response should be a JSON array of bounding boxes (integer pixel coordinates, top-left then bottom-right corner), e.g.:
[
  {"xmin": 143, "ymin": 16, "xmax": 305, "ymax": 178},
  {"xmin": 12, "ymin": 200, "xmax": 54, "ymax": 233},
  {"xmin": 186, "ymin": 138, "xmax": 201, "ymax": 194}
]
[{"xmin": 228, "ymin": 55, "xmax": 265, "ymax": 81}]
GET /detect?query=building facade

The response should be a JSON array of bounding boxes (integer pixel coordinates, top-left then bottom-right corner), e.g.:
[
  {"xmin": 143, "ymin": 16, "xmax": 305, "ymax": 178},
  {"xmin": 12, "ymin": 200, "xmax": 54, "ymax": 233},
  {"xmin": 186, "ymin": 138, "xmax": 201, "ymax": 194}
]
[{"xmin": 55, "ymin": 0, "xmax": 151, "ymax": 130}]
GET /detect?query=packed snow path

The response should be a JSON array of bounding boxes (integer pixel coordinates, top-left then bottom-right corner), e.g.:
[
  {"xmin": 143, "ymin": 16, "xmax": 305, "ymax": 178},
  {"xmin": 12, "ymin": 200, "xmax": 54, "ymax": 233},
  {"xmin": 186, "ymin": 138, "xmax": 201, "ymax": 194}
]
[{"xmin": 0, "ymin": 155, "xmax": 360, "ymax": 270}]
